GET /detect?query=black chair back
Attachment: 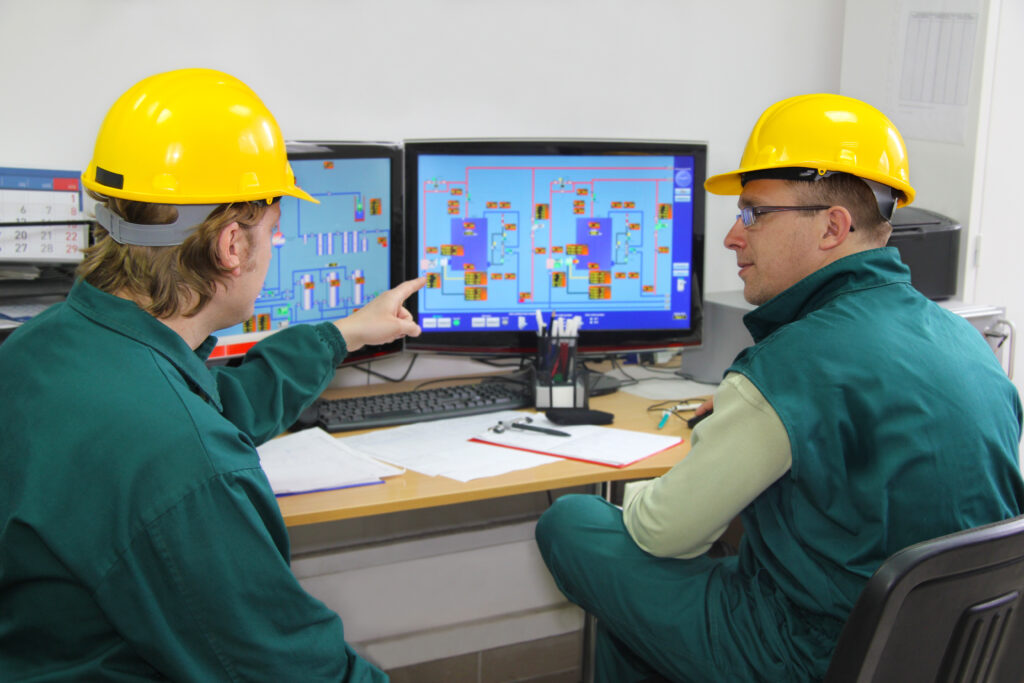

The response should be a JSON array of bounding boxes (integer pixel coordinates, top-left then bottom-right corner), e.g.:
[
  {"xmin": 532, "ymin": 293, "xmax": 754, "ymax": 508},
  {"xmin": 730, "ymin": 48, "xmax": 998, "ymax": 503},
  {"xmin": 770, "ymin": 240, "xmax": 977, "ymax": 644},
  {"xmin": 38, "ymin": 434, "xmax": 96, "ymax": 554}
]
[{"xmin": 825, "ymin": 514, "xmax": 1024, "ymax": 682}]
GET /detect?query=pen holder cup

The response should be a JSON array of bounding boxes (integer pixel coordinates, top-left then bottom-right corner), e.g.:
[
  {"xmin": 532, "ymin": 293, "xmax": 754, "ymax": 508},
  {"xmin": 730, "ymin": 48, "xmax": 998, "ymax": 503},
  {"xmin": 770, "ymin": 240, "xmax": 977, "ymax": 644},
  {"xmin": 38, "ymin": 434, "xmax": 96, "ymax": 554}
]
[{"xmin": 534, "ymin": 335, "xmax": 588, "ymax": 409}]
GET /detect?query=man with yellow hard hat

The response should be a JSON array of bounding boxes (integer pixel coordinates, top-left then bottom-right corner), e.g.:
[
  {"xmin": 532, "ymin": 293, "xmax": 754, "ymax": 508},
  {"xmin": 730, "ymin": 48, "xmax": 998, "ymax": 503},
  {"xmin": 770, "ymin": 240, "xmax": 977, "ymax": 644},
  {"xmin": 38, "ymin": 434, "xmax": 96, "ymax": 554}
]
[
  {"xmin": 0, "ymin": 69, "xmax": 424, "ymax": 681},
  {"xmin": 536, "ymin": 94, "xmax": 1024, "ymax": 681}
]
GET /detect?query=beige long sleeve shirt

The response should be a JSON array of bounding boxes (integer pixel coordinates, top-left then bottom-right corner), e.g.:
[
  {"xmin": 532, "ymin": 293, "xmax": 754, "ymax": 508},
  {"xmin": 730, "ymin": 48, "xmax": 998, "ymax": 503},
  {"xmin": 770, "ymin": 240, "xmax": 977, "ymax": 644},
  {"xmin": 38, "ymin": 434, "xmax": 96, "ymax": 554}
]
[{"xmin": 622, "ymin": 372, "xmax": 793, "ymax": 559}]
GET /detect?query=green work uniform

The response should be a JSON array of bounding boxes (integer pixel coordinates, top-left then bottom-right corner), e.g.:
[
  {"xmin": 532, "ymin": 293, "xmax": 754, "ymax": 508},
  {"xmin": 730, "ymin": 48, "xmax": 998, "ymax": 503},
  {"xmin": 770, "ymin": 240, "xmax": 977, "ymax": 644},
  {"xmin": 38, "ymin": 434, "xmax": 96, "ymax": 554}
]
[
  {"xmin": 535, "ymin": 248, "xmax": 1024, "ymax": 682},
  {"xmin": 0, "ymin": 280, "xmax": 386, "ymax": 681}
]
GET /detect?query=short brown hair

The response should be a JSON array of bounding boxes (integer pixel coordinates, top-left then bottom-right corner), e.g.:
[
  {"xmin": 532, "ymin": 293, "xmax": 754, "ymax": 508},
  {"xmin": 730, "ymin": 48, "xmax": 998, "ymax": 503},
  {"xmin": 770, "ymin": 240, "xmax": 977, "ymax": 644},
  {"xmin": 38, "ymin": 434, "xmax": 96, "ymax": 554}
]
[
  {"xmin": 788, "ymin": 173, "xmax": 893, "ymax": 244},
  {"xmin": 78, "ymin": 195, "xmax": 270, "ymax": 318}
]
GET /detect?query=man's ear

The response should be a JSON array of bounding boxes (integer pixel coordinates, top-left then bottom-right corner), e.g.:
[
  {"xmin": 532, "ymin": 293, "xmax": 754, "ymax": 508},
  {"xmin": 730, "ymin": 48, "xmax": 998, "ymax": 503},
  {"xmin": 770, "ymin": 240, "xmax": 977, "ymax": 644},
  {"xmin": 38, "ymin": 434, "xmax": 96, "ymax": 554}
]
[
  {"xmin": 215, "ymin": 221, "xmax": 244, "ymax": 276},
  {"xmin": 820, "ymin": 206, "xmax": 854, "ymax": 251}
]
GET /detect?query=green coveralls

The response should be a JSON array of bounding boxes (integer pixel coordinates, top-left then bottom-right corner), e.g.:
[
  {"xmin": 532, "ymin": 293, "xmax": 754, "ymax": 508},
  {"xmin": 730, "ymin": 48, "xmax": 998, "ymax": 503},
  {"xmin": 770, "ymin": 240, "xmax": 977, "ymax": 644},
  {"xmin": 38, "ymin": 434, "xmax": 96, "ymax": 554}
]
[
  {"xmin": 536, "ymin": 248, "xmax": 1024, "ymax": 682},
  {"xmin": 0, "ymin": 280, "xmax": 386, "ymax": 681}
]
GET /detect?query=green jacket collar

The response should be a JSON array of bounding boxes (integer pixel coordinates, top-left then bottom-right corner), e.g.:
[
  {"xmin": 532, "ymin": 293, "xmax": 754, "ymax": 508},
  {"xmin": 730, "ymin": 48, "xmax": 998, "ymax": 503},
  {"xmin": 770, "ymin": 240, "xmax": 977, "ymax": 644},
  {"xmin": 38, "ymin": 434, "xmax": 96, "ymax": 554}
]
[
  {"xmin": 66, "ymin": 279, "xmax": 222, "ymax": 409},
  {"xmin": 742, "ymin": 247, "xmax": 912, "ymax": 343}
]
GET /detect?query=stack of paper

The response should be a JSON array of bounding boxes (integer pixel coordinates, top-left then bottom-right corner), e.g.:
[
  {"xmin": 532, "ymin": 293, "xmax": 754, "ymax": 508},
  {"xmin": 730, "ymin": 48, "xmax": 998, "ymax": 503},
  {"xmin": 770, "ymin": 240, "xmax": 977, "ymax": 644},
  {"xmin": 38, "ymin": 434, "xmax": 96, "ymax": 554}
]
[
  {"xmin": 259, "ymin": 410, "xmax": 681, "ymax": 491},
  {"xmin": 257, "ymin": 427, "xmax": 403, "ymax": 496}
]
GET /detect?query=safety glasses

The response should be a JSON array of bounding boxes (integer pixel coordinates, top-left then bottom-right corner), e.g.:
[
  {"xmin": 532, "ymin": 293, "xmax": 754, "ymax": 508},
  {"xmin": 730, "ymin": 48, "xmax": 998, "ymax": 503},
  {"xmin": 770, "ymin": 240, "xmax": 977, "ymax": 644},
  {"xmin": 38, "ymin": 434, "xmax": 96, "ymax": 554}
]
[{"xmin": 736, "ymin": 205, "xmax": 831, "ymax": 228}]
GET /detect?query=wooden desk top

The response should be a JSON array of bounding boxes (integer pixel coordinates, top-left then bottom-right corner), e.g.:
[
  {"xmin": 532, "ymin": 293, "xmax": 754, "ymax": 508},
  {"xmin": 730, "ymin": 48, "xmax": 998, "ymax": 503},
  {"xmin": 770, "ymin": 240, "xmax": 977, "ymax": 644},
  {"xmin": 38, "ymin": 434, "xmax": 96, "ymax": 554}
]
[{"xmin": 277, "ymin": 379, "xmax": 694, "ymax": 527}]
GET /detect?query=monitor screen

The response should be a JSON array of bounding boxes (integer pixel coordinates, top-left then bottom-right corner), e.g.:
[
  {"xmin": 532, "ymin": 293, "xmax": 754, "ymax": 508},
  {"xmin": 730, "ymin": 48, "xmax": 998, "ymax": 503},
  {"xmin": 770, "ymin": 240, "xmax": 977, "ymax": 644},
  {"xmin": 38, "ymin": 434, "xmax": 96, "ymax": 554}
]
[
  {"xmin": 209, "ymin": 142, "xmax": 403, "ymax": 364},
  {"xmin": 0, "ymin": 166, "xmax": 88, "ymax": 263},
  {"xmin": 403, "ymin": 139, "xmax": 705, "ymax": 357}
]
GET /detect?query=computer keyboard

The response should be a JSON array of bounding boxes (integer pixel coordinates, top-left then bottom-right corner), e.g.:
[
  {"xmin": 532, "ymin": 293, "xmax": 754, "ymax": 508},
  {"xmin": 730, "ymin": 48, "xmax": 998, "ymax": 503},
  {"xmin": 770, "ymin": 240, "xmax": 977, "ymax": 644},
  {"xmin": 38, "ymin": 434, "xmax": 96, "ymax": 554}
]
[{"xmin": 294, "ymin": 380, "xmax": 533, "ymax": 433}]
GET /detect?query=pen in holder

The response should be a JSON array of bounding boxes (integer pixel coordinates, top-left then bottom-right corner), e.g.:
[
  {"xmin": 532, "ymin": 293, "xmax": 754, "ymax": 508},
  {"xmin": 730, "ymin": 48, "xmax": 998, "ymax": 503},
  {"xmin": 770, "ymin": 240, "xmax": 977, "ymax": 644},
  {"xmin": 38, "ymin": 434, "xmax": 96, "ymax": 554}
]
[{"xmin": 534, "ymin": 314, "xmax": 588, "ymax": 410}]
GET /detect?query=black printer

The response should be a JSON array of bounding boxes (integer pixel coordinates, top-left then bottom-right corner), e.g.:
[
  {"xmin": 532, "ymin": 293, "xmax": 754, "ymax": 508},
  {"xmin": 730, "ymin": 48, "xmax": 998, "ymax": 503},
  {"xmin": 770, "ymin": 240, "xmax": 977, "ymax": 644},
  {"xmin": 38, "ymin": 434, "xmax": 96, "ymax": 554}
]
[{"xmin": 887, "ymin": 206, "xmax": 961, "ymax": 300}]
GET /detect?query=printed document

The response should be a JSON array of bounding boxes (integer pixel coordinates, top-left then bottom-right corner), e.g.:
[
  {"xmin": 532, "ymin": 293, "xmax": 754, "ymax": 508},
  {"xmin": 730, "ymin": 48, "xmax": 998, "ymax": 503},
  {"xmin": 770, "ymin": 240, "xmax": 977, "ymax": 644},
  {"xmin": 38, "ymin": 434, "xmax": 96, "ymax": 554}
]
[{"xmin": 340, "ymin": 410, "xmax": 560, "ymax": 482}]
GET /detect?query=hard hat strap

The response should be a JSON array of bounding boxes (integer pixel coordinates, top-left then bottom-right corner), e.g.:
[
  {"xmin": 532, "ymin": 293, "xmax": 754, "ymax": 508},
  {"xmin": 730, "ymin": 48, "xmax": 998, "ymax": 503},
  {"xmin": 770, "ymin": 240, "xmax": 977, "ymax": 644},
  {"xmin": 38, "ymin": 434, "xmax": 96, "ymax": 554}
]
[
  {"xmin": 94, "ymin": 203, "xmax": 221, "ymax": 247},
  {"xmin": 860, "ymin": 178, "xmax": 898, "ymax": 222}
]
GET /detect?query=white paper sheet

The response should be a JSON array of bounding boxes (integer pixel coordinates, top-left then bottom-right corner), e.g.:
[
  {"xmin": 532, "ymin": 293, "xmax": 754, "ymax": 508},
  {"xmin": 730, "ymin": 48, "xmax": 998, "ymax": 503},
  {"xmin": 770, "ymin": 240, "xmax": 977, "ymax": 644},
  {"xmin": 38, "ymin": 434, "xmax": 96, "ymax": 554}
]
[
  {"xmin": 886, "ymin": 1, "xmax": 981, "ymax": 144},
  {"xmin": 339, "ymin": 410, "xmax": 560, "ymax": 482}
]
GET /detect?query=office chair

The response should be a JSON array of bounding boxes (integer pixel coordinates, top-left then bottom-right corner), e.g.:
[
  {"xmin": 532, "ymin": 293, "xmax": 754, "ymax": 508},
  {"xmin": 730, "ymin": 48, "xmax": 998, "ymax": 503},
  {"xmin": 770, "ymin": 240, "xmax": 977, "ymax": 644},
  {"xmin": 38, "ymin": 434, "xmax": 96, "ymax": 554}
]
[{"xmin": 824, "ymin": 514, "xmax": 1024, "ymax": 683}]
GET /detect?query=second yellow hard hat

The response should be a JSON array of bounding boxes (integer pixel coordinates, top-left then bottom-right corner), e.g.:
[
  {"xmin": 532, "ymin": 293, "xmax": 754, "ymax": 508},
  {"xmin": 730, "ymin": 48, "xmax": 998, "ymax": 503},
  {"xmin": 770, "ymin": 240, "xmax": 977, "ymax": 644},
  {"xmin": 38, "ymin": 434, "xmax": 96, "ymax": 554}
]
[{"xmin": 706, "ymin": 93, "xmax": 914, "ymax": 207}]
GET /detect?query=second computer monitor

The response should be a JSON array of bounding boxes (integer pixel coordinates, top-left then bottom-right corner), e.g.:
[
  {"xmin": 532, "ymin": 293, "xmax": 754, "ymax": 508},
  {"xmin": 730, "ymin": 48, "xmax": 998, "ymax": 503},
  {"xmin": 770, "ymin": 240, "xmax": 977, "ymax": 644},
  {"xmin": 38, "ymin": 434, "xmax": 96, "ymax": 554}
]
[
  {"xmin": 403, "ymin": 139, "xmax": 706, "ymax": 357},
  {"xmin": 209, "ymin": 141, "xmax": 403, "ymax": 364}
]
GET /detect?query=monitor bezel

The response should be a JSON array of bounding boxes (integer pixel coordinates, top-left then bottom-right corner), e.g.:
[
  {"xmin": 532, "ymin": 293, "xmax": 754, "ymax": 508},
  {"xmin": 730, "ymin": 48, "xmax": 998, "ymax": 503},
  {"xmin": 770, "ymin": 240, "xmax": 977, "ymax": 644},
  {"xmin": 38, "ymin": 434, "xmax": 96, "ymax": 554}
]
[
  {"xmin": 402, "ymin": 138, "xmax": 706, "ymax": 358},
  {"xmin": 209, "ymin": 140, "xmax": 405, "ymax": 366}
]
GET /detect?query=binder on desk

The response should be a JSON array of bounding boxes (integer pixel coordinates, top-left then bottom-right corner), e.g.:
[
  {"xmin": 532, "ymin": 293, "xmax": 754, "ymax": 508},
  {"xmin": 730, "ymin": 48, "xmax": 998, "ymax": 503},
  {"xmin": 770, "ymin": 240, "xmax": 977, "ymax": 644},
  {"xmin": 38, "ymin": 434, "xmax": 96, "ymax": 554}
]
[
  {"xmin": 471, "ymin": 416, "xmax": 681, "ymax": 468},
  {"xmin": 256, "ymin": 427, "xmax": 403, "ymax": 496}
]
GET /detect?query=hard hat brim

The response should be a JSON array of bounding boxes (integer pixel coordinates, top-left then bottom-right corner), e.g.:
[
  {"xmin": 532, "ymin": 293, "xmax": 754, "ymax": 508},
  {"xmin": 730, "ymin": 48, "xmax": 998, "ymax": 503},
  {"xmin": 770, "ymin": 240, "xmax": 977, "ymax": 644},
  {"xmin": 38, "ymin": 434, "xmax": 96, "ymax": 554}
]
[{"xmin": 82, "ymin": 164, "xmax": 320, "ymax": 205}]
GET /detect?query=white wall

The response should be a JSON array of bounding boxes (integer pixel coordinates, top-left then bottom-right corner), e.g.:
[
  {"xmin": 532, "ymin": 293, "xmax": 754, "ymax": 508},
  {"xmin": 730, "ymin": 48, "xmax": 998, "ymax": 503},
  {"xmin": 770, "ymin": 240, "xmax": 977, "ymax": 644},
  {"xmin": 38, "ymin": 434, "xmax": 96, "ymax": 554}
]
[
  {"xmin": 0, "ymin": 0, "xmax": 843, "ymax": 297},
  {"xmin": 840, "ymin": 0, "xmax": 985, "ymax": 253},
  {"xmin": 972, "ymin": 0, "xmax": 1024, "ymax": 398},
  {"xmin": 2, "ymin": 1, "xmax": 1017, "ymax": 388},
  {"xmin": 841, "ymin": 0, "xmax": 1023, "ymax": 399}
]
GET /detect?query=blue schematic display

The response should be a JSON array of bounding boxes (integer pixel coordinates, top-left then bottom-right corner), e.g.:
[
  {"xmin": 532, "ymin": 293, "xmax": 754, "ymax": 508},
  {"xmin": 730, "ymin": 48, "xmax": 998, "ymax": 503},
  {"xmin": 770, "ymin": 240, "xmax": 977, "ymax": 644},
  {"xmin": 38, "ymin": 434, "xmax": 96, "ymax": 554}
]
[
  {"xmin": 213, "ymin": 156, "xmax": 393, "ymax": 355},
  {"xmin": 414, "ymin": 154, "xmax": 695, "ymax": 335}
]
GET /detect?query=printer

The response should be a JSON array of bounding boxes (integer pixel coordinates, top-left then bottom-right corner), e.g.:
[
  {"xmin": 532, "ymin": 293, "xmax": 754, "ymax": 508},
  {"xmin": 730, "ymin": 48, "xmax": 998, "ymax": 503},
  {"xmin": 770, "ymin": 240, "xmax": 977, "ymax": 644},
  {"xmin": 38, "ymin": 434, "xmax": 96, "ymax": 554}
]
[{"xmin": 887, "ymin": 206, "xmax": 961, "ymax": 301}]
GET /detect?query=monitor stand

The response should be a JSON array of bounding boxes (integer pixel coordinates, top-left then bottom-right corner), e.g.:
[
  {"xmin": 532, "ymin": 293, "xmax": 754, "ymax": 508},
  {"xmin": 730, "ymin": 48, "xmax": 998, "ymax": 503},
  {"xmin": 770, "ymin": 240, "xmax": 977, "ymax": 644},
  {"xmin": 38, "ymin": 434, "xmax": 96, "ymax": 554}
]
[{"xmin": 587, "ymin": 372, "xmax": 623, "ymax": 397}]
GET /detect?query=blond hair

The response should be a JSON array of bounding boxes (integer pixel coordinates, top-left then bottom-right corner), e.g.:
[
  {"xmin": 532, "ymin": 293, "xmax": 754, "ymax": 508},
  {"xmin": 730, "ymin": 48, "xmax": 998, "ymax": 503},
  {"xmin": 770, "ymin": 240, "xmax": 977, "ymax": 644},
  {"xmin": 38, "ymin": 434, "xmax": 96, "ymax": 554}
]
[{"xmin": 79, "ymin": 195, "xmax": 270, "ymax": 318}]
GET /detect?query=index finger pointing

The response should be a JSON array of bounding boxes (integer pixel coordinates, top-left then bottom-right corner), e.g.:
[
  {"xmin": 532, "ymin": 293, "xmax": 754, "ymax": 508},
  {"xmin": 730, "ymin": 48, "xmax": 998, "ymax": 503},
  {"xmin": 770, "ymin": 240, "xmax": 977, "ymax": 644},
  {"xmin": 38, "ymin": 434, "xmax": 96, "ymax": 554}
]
[{"xmin": 391, "ymin": 276, "xmax": 428, "ymax": 301}]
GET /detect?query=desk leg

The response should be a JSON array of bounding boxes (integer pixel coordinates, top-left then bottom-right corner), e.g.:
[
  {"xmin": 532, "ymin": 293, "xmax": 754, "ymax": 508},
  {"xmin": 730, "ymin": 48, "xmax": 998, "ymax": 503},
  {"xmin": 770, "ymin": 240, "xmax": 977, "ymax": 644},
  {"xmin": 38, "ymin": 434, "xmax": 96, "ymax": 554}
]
[
  {"xmin": 582, "ymin": 612, "xmax": 597, "ymax": 683},
  {"xmin": 580, "ymin": 480, "xmax": 615, "ymax": 683}
]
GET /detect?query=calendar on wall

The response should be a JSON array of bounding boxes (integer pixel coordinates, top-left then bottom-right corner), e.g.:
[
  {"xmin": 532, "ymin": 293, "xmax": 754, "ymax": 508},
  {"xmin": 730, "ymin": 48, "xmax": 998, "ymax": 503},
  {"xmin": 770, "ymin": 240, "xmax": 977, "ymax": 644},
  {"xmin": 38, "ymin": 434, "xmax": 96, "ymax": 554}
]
[{"xmin": 0, "ymin": 167, "xmax": 89, "ymax": 263}]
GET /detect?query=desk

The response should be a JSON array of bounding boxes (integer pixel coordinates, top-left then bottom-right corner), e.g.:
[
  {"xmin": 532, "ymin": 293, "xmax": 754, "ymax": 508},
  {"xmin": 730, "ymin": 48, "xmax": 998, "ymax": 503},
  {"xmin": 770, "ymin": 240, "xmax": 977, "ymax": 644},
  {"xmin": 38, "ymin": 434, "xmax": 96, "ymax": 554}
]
[
  {"xmin": 278, "ymin": 377, "xmax": 696, "ymax": 681},
  {"xmin": 278, "ymin": 380, "xmax": 693, "ymax": 527}
]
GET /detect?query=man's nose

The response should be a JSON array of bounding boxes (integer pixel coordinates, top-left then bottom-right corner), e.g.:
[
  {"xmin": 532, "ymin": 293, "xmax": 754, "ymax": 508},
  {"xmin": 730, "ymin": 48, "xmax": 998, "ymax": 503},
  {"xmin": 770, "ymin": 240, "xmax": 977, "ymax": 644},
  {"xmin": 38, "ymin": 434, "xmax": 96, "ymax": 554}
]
[{"xmin": 724, "ymin": 215, "xmax": 745, "ymax": 250}]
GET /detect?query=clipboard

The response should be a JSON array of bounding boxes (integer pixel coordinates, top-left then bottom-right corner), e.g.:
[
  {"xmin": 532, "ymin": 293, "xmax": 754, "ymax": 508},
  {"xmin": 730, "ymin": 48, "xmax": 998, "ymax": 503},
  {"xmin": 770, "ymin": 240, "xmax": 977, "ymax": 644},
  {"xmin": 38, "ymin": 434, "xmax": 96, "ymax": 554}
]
[{"xmin": 472, "ymin": 415, "xmax": 681, "ymax": 468}]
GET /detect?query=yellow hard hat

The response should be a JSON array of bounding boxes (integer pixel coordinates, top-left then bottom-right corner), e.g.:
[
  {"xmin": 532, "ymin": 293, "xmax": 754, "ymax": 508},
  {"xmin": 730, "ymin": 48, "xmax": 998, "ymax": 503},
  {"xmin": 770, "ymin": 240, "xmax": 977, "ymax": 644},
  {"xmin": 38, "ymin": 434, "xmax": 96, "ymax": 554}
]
[
  {"xmin": 83, "ymin": 68, "xmax": 315, "ymax": 205},
  {"xmin": 705, "ymin": 93, "xmax": 914, "ymax": 210}
]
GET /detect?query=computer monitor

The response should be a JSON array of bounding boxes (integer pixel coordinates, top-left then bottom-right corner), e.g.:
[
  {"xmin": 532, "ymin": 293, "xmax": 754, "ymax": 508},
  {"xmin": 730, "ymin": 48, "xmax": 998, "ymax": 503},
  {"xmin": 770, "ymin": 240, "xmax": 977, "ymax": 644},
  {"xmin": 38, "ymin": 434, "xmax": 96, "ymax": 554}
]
[
  {"xmin": 209, "ymin": 142, "xmax": 403, "ymax": 364},
  {"xmin": 402, "ymin": 139, "xmax": 705, "ymax": 358}
]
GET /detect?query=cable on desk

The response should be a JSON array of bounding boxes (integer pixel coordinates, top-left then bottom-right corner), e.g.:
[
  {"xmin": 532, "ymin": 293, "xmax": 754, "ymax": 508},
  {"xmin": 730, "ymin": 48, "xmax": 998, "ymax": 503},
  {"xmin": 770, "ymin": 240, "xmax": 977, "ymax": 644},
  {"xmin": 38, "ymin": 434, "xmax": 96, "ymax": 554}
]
[
  {"xmin": 635, "ymin": 363, "xmax": 687, "ymax": 376},
  {"xmin": 646, "ymin": 400, "xmax": 689, "ymax": 428},
  {"xmin": 636, "ymin": 350, "xmax": 686, "ymax": 374},
  {"xmin": 412, "ymin": 370, "xmax": 531, "ymax": 392},
  {"xmin": 645, "ymin": 397, "xmax": 714, "ymax": 430},
  {"xmin": 469, "ymin": 355, "xmax": 533, "ymax": 370},
  {"xmin": 622, "ymin": 367, "xmax": 701, "ymax": 383},
  {"xmin": 344, "ymin": 353, "xmax": 419, "ymax": 383}
]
